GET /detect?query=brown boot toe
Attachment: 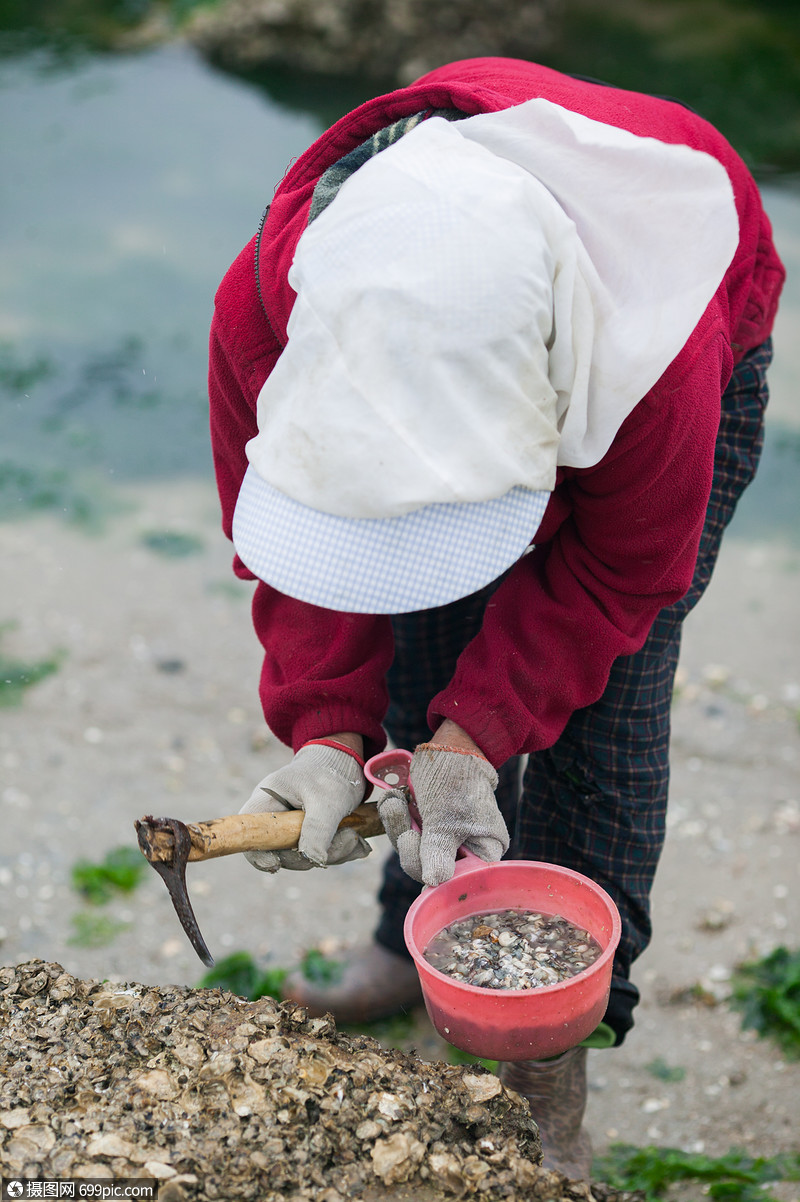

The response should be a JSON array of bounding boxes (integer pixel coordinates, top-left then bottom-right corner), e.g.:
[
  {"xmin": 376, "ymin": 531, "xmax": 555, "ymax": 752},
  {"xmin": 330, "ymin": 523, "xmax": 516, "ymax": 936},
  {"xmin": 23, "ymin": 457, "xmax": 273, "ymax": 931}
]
[{"xmin": 281, "ymin": 941, "xmax": 423, "ymax": 1025}]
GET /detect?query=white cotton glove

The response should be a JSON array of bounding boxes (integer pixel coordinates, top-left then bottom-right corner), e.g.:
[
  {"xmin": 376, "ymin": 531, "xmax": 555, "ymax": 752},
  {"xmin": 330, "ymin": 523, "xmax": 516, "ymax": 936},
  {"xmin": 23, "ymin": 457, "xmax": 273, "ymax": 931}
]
[
  {"xmin": 376, "ymin": 742, "xmax": 509, "ymax": 886},
  {"xmin": 239, "ymin": 742, "xmax": 371, "ymax": 872}
]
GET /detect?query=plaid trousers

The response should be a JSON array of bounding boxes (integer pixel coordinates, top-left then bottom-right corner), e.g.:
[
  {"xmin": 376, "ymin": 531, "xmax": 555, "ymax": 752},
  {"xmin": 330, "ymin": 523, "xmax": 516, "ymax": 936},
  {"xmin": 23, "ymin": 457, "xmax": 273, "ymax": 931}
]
[{"xmin": 375, "ymin": 339, "xmax": 773, "ymax": 1044}]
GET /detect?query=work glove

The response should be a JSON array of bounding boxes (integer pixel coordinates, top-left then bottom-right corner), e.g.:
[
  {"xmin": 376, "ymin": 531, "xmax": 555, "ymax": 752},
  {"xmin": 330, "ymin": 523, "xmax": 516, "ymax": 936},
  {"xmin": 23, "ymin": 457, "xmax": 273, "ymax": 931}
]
[
  {"xmin": 376, "ymin": 742, "xmax": 509, "ymax": 886},
  {"xmin": 239, "ymin": 741, "xmax": 371, "ymax": 872}
]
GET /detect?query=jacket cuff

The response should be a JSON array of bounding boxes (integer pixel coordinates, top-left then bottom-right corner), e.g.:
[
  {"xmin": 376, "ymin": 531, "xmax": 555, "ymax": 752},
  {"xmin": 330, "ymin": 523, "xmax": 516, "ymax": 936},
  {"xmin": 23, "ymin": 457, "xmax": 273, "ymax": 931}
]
[
  {"xmin": 428, "ymin": 695, "xmax": 521, "ymax": 769},
  {"xmin": 303, "ymin": 738, "xmax": 366, "ymax": 770},
  {"xmin": 291, "ymin": 708, "xmax": 387, "ymax": 762}
]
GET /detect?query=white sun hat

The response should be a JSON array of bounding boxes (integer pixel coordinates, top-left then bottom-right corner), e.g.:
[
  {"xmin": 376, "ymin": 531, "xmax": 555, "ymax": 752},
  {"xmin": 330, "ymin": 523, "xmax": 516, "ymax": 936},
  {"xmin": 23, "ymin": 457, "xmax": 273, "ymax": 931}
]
[{"xmin": 232, "ymin": 101, "xmax": 738, "ymax": 614}]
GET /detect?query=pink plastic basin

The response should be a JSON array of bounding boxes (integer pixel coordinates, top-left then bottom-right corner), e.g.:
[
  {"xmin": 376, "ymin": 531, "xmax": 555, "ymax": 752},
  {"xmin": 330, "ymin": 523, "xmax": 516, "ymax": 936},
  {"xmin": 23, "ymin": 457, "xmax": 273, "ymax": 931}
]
[{"xmin": 403, "ymin": 856, "xmax": 621, "ymax": 1063}]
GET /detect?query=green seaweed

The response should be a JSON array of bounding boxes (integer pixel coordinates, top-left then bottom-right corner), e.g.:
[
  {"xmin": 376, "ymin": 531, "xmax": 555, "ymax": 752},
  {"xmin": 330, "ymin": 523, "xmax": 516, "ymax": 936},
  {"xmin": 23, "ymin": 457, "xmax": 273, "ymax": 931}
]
[
  {"xmin": 140, "ymin": 529, "xmax": 204, "ymax": 558},
  {"xmin": 730, "ymin": 945, "xmax": 800, "ymax": 1058},
  {"xmin": 299, "ymin": 947, "xmax": 344, "ymax": 987},
  {"xmin": 68, "ymin": 911, "xmax": 131, "ymax": 948},
  {"xmin": 644, "ymin": 1056, "xmax": 686, "ymax": 1082},
  {"xmin": 71, "ymin": 846, "xmax": 149, "ymax": 904},
  {"xmin": 0, "ymin": 461, "xmax": 119, "ymax": 527},
  {"xmin": 594, "ymin": 1144, "xmax": 800, "ymax": 1200},
  {"xmin": 0, "ymin": 343, "xmax": 53, "ymax": 393},
  {"xmin": 0, "ymin": 622, "xmax": 63, "ymax": 706},
  {"xmin": 197, "ymin": 948, "xmax": 344, "ymax": 1003},
  {"xmin": 197, "ymin": 950, "xmax": 289, "ymax": 1001}
]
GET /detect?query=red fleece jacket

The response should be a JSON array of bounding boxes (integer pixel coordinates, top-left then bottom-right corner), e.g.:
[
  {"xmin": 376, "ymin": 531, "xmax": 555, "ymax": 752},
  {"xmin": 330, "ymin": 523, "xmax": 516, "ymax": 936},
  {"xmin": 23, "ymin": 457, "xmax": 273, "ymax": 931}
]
[{"xmin": 208, "ymin": 58, "xmax": 785, "ymax": 766}]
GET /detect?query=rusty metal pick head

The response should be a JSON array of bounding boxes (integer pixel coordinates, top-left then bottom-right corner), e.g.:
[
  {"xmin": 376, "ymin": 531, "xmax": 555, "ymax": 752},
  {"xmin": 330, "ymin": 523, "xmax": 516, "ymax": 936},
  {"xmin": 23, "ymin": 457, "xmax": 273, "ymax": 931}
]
[{"xmin": 135, "ymin": 815, "xmax": 215, "ymax": 968}]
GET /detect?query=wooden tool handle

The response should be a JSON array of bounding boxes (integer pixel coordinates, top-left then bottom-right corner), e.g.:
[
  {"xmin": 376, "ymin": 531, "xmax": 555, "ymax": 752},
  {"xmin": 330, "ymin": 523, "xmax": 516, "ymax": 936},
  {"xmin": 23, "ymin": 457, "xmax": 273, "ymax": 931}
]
[{"xmin": 141, "ymin": 803, "xmax": 385, "ymax": 863}]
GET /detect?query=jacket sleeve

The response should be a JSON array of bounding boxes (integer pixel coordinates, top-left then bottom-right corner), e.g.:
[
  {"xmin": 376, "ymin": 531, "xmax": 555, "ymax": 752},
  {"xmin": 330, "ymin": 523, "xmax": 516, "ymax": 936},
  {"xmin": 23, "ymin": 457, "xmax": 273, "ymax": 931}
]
[
  {"xmin": 429, "ymin": 330, "xmax": 733, "ymax": 766},
  {"xmin": 209, "ymin": 257, "xmax": 393, "ymax": 755},
  {"xmin": 251, "ymin": 587, "xmax": 393, "ymax": 758}
]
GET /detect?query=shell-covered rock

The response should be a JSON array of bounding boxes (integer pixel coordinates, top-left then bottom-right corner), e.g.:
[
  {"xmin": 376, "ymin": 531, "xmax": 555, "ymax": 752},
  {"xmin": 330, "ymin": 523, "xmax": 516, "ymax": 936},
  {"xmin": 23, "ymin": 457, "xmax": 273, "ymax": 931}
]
[
  {"xmin": 187, "ymin": 0, "xmax": 560, "ymax": 88},
  {"xmin": 1, "ymin": 960, "xmax": 634, "ymax": 1201}
]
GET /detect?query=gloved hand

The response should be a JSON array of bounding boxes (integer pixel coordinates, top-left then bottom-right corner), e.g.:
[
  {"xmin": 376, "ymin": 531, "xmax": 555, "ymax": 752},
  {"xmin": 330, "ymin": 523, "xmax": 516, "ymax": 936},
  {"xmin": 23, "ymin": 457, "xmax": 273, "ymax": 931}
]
[
  {"xmin": 376, "ymin": 742, "xmax": 509, "ymax": 886},
  {"xmin": 240, "ymin": 741, "xmax": 371, "ymax": 872}
]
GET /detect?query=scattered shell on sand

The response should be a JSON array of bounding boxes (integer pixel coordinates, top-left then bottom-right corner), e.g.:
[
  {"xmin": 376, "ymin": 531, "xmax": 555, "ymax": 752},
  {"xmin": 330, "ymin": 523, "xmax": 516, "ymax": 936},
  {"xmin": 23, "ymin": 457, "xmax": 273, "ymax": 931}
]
[{"xmin": 1, "ymin": 960, "xmax": 633, "ymax": 1201}]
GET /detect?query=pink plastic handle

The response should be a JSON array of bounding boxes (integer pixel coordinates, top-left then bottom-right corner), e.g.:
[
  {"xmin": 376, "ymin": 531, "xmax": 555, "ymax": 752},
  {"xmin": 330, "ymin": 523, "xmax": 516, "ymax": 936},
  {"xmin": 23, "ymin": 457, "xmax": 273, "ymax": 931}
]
[
  {"xmin": 364, "ymin": 748, "xmax": 413, "ymax": 792},
  {"xmin": 364, "ymin": 749, "xmax": 484, "ymax": 869}
]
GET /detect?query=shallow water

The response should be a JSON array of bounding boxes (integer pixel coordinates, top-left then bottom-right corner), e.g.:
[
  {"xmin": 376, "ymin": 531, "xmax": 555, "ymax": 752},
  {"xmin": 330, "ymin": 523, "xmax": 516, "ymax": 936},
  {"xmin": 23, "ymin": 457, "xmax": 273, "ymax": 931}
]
[
  {"xmin": 0, "ymin": 40, "xmax": 797, "ymax": 539},
  {"xmin": 0, "ymin": 42, "xmax": 323, "ymax": 499}
]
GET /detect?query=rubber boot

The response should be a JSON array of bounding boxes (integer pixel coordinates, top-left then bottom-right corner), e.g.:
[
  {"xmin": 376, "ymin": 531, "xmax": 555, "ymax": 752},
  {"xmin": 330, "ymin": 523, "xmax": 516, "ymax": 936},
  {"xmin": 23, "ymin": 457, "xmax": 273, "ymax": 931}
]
[
  {"xmin": 499, "ymin": 1046, "xmax": 592, "ymax": 1180},
  {"xmin": 280, "ymin": 941, "xmax": 423, "ymax": 1025}
]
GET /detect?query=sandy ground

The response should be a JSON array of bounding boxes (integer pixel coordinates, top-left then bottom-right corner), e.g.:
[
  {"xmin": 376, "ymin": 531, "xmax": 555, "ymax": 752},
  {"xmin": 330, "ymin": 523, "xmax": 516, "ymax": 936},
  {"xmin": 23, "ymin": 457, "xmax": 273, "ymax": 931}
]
[{"xmin": 2, "ymin": 186, "xmax": 799, "ymax": 1191}]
